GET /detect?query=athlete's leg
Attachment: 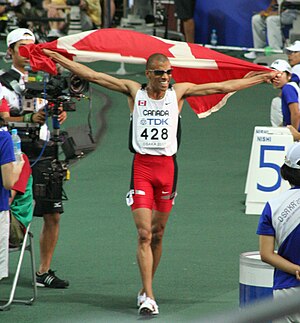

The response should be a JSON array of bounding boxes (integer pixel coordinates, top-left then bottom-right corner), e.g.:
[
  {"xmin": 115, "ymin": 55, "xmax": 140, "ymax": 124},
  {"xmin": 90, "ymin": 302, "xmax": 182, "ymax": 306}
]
[
  {"xmin": 151, "ymin": 210, "xmax": 171, "ymax": 277},
  {"xmin": 132, "ymin": 207, "xmax": 155, "ymax": 300}
]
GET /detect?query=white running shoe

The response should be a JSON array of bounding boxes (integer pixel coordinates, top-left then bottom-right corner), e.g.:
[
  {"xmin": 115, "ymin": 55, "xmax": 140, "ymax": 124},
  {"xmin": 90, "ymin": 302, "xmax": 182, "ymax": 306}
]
[
  {"xmin": 47, "ymin": 30, "xmax": 63, "ymax": 38},
  {"xmin": 244, "ymin": 51, "xmax": 257, "ymax": 59},
  {"xmin": 138, "ymin": 297, "xmax": 159, "ymax": 315},
  {"xmin": 137, "ymin": 292, "xmax": 146, "ymax": 308}
]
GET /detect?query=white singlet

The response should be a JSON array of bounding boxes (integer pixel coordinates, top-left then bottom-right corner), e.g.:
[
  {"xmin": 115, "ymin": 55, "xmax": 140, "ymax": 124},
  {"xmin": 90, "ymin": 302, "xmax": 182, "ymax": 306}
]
[{"xmin": 131, "ymin": 87, "xmax": 179, "ymax": 156}]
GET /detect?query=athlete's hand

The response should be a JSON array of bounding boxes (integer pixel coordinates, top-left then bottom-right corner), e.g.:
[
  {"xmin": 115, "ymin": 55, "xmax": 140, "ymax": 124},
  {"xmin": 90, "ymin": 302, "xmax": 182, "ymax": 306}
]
[{"xmin": 243, "ymin": 70, "xmax": 279, "ymax": 83}]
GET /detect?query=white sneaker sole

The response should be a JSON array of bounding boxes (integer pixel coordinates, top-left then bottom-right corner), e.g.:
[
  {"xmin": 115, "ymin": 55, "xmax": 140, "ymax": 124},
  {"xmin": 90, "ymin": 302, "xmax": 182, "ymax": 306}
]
[{"xmin": 138, "ymin": 297, "xmax": 159, "ymax": 315}]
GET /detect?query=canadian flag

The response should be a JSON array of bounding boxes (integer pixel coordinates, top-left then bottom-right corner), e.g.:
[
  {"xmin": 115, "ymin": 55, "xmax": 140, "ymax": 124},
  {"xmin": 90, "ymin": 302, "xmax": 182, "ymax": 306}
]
[
  {"xmin": 19, "ymin": 29, "xmax": 269, "ymax": 118},
  {"xmin": 138, "ymin": 100, "xmax": 147, "ymax": 107}
]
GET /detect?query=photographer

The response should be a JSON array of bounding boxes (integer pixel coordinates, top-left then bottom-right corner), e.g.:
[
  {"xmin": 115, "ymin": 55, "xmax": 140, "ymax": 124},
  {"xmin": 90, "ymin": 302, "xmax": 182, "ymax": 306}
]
[{"xmin": 0, "ymin": 28, "xmax": 69, "ymax": 288}]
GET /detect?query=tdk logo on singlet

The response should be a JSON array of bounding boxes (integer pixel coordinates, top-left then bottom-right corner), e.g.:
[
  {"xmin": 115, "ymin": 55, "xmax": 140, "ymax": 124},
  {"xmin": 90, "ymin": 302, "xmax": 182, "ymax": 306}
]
[
  {"xmin": 140, "ymin": 118, "xmax": 169, "ymax": 125},
  {"xmin": 140, "ymin": 110, "xmax": 170, "ymax": 125}
]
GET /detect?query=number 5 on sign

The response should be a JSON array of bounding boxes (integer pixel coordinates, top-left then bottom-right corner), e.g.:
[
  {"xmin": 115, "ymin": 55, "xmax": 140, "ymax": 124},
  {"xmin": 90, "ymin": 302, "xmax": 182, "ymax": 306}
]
[
  {"xmin": 245, "ymin": 126, "xmax": 294, "ymax": 215},
  {"xmin": 257, "ymin": 145, "xmax": 285, "ymax": 192}
]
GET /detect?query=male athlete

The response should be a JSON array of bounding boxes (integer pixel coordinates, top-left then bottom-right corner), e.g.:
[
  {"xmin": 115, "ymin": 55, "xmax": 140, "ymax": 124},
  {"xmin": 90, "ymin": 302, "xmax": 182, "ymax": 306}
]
[{"xmin": 42, "ymin": 49, "xmax": 276, "ymax": 315}]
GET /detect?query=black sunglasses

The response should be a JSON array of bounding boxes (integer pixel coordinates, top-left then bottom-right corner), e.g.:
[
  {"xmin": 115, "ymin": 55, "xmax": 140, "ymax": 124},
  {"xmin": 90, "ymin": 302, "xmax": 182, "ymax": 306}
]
[{"xmin": 148, "ymin": 69, "xmax": 173, "ymax": 76}]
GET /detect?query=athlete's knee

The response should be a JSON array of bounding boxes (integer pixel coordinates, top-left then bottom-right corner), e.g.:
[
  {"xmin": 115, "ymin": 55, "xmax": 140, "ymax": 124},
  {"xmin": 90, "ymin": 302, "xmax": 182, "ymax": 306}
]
[
  {"xmin": 137, "ymin": 228, "xmax": 152, "ymax": 245},
  {"xmin": 152, "ymin": 224, "xmax": 166, "ymax": 245}
]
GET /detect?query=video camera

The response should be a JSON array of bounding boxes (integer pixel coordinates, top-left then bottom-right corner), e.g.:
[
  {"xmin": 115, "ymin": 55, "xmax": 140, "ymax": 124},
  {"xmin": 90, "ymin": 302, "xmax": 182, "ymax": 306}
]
[
  {"xmin": 24, "ymin": 72, "xmax": 89, "ymax": 112},
  {"xmin": 5, "ymin": 69, "xmax": 90, "ymax": 152}
]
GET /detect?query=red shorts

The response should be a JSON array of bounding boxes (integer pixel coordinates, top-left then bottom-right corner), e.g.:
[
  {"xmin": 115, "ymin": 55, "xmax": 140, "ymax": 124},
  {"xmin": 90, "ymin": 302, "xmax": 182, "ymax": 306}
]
[{"xmin": 128, "ymin": 153, "xmax": 178, "ymax": 213}]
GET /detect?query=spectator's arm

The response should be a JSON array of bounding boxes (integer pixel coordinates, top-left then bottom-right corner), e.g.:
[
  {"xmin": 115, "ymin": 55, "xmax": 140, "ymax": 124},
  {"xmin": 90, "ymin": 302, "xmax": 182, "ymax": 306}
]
[
  {"xmin": 1, "ymin": 158, "xmax": 24, "ymax": 190},
  {"xmin": 260, "ymin": 235, "xmax": 300, "ymax": 276},
  {"xmin": 289, "ymin": 102, "xmax": 300, "ymax": 130},
  {"xmin": 287, "ymin": 125, "xmax": 300, "ymax": 141}
]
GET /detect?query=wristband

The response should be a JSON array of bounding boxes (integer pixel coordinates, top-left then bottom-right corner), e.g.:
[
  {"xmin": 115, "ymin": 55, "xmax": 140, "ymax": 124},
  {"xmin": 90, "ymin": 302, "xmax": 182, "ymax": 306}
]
[{"xmin": 23, "ymin": 113, "xmax": 33, "ymax": 123}]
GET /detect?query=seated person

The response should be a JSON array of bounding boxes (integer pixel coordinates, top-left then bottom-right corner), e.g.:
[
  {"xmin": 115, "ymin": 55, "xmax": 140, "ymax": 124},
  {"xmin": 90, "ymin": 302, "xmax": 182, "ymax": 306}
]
[
  {"xmin": 270, "ymin": 59, "xmax": 300, "ymax": 130},
  {"xmin": 79, "ymin": 0, "xmax": 101, "ymax": 30},
  {"xmin": 43, "ymin": 0, "xmax": 69, "ymax": 37},
  {"xmin": 286, "ymin": 40, "xmax": 300, "ymax": 84},
  {"xmin": 270, "ymin": 41, "xmax": 300, "ymax": 127},
  {"xmin": 0, "ymin": 0, "xmax": 24, "ymax": 32},
  {"xmin": 9, "ymin": 153, "xmax": 33, "ymax": 248},
  {"xmin": 245, "ymin": 0, "xmax": 297, "ymax": 59},
  {"xmin": 18, "ymin": 0, "xmax": 47, "ymax": 30},
  {"xmin": 0, "ymin": 117, "xmax": 24, "ymax": 280}
]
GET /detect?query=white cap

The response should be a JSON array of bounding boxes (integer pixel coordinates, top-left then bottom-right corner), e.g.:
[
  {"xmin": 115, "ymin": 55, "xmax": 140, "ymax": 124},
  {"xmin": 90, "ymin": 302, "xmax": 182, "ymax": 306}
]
[
  {"xmin": 270, "ymin": 59, "xmax": 292, "ymax": 73},
  {"xmin": 7, "ymin": 28, "xmax": 35, "ymax": 47},
  {"xmin": 286, "ymin": 40, "xmax": 300, "ymax": 52},
  {"xmin": 285, "ymin": 143, "xmax": 300, "ymax": 169}
]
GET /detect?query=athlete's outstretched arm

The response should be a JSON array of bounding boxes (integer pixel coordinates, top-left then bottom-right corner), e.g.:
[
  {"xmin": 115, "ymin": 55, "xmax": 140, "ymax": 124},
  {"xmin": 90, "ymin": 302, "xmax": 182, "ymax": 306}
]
[
  {"xmin": 43, "ymin": 49, "xmax": 139, "ymax": 95},
  {"xmin": 174, "ymin": 70, "xmax": 278, "ymax": 99}
]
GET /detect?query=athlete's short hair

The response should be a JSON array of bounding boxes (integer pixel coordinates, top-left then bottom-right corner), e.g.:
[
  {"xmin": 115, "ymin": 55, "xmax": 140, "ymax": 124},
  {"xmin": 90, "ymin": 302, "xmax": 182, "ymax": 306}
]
[{"xmin": 146, "ymin": 53, "xmax": 170, "ymax": 70}]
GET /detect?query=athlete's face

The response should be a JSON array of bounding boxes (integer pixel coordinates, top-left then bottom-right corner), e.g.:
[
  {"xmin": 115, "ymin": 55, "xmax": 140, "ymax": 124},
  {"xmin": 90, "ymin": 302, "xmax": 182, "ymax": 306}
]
[
  {"xmin": 271, "ymin": 71, "xmax": 290, "ymax": 89},
  {"xmin": 146, "ymin": 59, "xmax": 172, "ymax": 92},
  {"xmin": 9, "ymin": 39, "xmax": 34, "ymax": 72}
]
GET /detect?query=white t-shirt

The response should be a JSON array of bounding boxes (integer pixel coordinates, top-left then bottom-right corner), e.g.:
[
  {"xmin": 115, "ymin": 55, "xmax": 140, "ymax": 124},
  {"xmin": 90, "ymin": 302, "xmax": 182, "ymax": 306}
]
[{"xmin": 270, "ymin": 96, "xmax": 283, "ymax": 127}]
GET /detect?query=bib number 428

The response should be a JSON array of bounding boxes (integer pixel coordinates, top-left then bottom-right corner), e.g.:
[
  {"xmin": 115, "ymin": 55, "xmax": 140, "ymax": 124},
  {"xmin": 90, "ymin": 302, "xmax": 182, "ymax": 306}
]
[{"xmin": 140, "ymin": 128, "xmax": 169, "ymax": 141}]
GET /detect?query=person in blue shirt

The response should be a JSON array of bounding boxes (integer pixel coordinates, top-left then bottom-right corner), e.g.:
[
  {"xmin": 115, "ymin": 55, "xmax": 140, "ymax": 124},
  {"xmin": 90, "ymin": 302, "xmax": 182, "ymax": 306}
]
[
  {"xmin": 0, "ymin": 117, "xmax": 24, "ymax": 280},
  {"xmin": 257, "ymin": 142, "xmax": 300, "ymax": 323},
  {"xmin": 286, "ymin": 41, "xmax": 300, "ymax": 84},
  {"xmin": 270, "ymin": 59, "xmax": 300, "ymax": 131}
]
